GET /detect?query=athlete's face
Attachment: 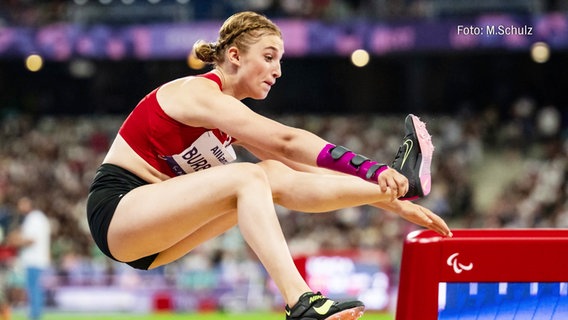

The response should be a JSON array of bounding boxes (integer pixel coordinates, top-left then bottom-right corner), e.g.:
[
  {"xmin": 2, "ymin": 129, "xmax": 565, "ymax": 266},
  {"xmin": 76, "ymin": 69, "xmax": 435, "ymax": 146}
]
[{"xmin": 235, "ymin": 34, "xmax": 283, "ymax": 100}]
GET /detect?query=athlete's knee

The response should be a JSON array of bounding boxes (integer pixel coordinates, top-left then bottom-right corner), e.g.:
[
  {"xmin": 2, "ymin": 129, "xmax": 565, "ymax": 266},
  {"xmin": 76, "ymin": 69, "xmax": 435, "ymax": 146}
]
[
  {"xmin": 258, "ymin": 159, "xmax": 291, "ymax": 182},
  {"xmin": 257, "ymin": 159, "xmax": 290, "ymax": 174},
  {"xmin": 235, "ymin": 162, "xmax": 270, "ymax": 187},
  {"xmin": 257, "ymin": 160, "xmax": 297, "ymax": 197}
]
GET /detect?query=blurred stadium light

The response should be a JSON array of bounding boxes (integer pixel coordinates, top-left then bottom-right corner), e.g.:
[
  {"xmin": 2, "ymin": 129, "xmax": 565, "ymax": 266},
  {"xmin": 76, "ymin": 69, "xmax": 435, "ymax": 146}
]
[{"xmin": 0, "ymin": 0, "xmax": 566, "ymax": 317}]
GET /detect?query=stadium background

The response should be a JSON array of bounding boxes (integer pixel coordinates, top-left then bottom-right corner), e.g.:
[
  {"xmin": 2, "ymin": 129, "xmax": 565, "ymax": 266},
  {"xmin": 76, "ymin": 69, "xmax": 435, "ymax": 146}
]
[{"xmin": 0, "ymin": 0, "xmax": 566, "ymax": 319}]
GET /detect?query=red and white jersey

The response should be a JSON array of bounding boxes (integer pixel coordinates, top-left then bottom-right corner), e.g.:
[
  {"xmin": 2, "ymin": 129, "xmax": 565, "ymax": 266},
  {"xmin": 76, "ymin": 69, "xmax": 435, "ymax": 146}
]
[{"xmin": 118, "ymin": 73, "xmax": 237, "ymax": 177}]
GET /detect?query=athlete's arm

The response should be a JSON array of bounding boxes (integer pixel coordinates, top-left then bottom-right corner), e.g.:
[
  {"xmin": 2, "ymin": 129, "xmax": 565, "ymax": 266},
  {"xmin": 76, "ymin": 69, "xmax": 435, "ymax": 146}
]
[
  {"xmin": 238, "ymin": 141, "xmax": 325, "ymax": 173},
  {"xmin": 159, "ymin": 77, "xmax": 406, "ymax": 197},
  {"xmin": 159, "ymin": 76, "xmax": 322, "ymax": 165},
  {"xmin": 240, "ymin": 141, "xmax": 405, "ymax": 201},
  {"xmin": 242, "ymin": 141, "xmax": 450, "ymax": 235}
]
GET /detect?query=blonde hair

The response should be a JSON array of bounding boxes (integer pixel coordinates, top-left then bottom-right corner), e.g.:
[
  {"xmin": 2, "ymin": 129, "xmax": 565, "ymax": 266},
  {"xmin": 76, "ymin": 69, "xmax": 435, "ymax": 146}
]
[{"xmin": 193, "ymin": 11, "xmax": 282, "ymax": 66}]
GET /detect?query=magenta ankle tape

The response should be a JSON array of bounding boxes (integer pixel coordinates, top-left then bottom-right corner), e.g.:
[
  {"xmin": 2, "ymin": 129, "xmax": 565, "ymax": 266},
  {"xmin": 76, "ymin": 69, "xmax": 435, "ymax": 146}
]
[{"xmin": 317, "ymin": 144, "xmax": 388, "ymax": 183}]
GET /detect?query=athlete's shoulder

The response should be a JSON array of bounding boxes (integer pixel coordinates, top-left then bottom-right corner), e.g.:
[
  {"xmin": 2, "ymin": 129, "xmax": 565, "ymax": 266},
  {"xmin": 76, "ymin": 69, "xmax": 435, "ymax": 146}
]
[
  {"xmin": 163, "ymin": 74, "xmax": 221, "ymax": 95},
  {"xmin": 158, "ymin": 75, "xmax": 215, "ymax": 100},
  {"xmin": 196, "ymin": 72, "xmax": 222, "ymax": 89}
]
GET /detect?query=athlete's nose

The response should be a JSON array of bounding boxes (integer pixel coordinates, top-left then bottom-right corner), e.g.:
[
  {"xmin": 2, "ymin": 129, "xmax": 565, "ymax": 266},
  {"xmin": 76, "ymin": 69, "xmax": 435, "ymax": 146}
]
[{"xmin": 273, "ymin": 62, "xmax": 282, "ymax": 79}]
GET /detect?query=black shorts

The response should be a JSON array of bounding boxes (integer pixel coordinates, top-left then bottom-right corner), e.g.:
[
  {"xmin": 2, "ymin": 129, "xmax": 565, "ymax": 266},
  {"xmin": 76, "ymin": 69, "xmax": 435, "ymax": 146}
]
[{"xmin": 86, "ymin": 163, "xmax": 159, "ymax": 270}]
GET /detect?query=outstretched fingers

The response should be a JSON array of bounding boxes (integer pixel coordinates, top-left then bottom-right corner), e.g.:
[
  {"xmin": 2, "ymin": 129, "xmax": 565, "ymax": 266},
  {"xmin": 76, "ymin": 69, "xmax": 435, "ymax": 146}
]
[
  {"xmin": 418, "ymin": 206, "xmax": 453, "ymax": 237},
  {"xmin": 394, "ymin": 201, "xmax": 452, "ymax": 237}
]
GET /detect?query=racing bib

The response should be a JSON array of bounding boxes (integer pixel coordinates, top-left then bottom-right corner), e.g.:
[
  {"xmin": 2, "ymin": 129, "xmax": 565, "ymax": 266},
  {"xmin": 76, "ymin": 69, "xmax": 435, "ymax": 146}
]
[{"xmin": 162, "ymin": 131, "xmax": 237, "ymax": 176}]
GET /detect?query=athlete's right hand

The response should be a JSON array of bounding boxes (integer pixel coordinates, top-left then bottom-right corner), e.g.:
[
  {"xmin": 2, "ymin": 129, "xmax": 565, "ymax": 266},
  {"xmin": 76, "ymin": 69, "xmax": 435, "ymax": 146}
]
[{"xmin": 378, "ymin": 167, "xmax": 409, "ymax": 201}]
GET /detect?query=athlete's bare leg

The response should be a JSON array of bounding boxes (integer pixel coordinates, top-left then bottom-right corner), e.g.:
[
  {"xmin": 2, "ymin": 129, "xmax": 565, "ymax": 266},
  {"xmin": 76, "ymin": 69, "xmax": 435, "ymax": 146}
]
[
  {"xmin": 144, "ymin": 159, "xmax": 448, "ymax": 272},
  {"xmin": 258, "ymin": 159, "xmax": 394, "ymax": 211},
  {"xmin": 257, "ymin": 160, "xmax": 451, "ymax": 236},
  {"xmin": 150, "ymin": 211, "xmax": 237, "ymax": 267},
  {"xmin": 106, "ymin": 159, "xmax": 448, "ymax": 307},
  {"xmin": 107, "ymin": 162, "xmax": 309, "ymax": 306}
]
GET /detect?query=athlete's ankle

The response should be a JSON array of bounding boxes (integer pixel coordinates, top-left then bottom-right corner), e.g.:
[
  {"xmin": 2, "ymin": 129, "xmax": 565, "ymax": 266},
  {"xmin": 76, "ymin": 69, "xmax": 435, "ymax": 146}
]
[{"xmin": 286, "ymin": 290, "xmax": 312, "ymax": 309}]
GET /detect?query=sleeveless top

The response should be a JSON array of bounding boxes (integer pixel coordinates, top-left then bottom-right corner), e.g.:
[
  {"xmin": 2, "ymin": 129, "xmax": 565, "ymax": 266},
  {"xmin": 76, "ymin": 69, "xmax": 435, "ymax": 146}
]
[{"xmin": 118, "ymin": 72, "xmax": 237, "ymax": 177}]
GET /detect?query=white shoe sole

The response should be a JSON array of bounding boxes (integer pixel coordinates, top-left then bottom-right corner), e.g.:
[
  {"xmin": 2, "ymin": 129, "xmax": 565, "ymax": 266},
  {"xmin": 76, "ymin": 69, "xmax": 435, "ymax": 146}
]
[
  {"xmin": 325, "ymin": 306, "xmax": 365, "ymax": 320},
  {"xmin": 409, "ymin": 114, "xmax": 434, "ymax": 196}
]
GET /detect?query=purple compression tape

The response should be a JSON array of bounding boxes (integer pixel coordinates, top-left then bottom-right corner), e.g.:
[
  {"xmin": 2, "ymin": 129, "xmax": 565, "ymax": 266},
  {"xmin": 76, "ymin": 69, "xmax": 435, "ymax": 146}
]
[{"xmin": 316, "ymin": 144, "xmax": 388, "ymax": 183}]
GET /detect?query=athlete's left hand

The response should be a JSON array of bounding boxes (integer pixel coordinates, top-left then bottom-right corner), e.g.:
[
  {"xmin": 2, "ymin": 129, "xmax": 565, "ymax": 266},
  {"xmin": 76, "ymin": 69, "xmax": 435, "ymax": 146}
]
[{"xmin": 394, "ymin": 201, "xmax": 453, "ymax": 237}]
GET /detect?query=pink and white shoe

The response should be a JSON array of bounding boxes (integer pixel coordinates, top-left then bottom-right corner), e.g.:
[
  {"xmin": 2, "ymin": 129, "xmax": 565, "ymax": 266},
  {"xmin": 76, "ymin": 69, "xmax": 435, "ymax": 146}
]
[{"xmin": 391, "ymin": 114, "xmax": 434, "ymax": 200}]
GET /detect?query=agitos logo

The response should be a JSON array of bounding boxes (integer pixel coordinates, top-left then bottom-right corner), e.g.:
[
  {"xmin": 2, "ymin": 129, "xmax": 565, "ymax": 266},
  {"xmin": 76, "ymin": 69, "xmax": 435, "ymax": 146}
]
[{"xmin": 447, "ymin": 253, "xmax": 473, "ymax": 274}]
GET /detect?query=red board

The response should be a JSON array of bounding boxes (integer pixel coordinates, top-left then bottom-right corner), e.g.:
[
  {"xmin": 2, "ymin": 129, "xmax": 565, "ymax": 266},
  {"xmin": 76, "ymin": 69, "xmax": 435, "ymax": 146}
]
[{"xmin": 395, "ymin": 229, "xmax": 568, "ymax": 320}]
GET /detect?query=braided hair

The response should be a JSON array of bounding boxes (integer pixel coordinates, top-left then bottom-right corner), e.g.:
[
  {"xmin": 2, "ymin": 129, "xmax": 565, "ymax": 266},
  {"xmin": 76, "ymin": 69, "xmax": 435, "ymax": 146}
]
[{"xmin": 193, "ymin": 11, "xmax": 282, "ymax": 66}]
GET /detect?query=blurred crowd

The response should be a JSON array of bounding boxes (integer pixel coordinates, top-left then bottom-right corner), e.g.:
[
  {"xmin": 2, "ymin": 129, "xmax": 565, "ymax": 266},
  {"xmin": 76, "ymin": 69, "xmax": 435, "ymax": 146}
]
[
  {"xmin": 0, "ymin": 0, "xmax": 566, "ymax": 316},
  {"xmin": 0, "ymin": 98, "xmax": 566, "ymax": 310},
  {"xmin": 0, "ymin": 0, "xmax": 565, "ymax": 27}
]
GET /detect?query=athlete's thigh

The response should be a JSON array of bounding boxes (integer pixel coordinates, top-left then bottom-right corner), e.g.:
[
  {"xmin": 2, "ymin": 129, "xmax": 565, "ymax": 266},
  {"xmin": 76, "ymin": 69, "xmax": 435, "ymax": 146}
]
[
  {"xmin": 150, "ymin": 210, "xmax": 237, "ymax": 268},
  {"xmin": 107, "ymin": 162, "xmax": 261, "ymax": 260}
]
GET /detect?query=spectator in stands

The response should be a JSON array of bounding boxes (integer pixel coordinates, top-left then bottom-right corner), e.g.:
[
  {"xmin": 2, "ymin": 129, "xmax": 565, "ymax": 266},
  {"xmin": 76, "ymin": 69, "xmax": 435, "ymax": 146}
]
[
  {"xmin": 0, "ymin": 222, "xmax": 12, "ymax": 320},
  {"xmin": 12, "ymin": 197, "xmax": 51, "ymax": 320},
  {"xmin": 0, "ymin": 192, "xmax": 15, "ymax": 320}
]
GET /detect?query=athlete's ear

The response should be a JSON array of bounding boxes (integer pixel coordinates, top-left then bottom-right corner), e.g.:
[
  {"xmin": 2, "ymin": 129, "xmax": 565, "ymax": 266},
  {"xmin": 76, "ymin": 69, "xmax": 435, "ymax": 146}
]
[{"xmin": 227, "ymin": 46, "xmax": 241, "ymax": 66}]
